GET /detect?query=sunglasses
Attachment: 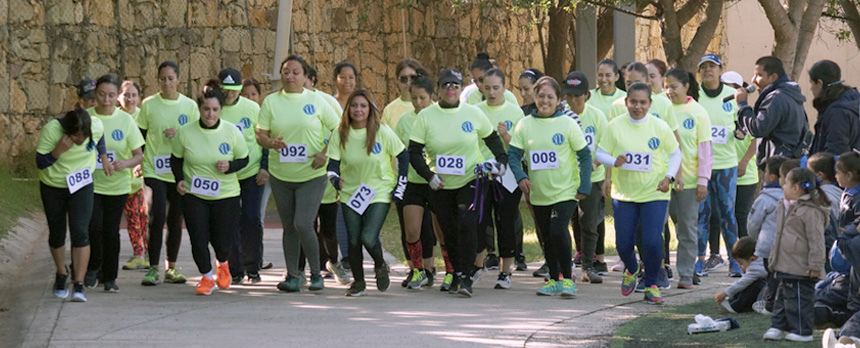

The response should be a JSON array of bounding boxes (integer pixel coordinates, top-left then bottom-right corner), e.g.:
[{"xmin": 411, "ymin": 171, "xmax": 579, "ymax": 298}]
[
  {"xmin": 398, "ymin": 75, "xmax": 417, "ymax": 84},
  {"xmin": 442, "ymin": 82, "xmax": 461, "ymax": 90}
]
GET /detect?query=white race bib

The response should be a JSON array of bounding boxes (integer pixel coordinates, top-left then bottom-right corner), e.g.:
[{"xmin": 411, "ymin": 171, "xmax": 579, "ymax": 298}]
[
  {"xmin": 436, "ymin": 155, "xmax": 465, "ymax": 176},
  {"xmin": 529, "ymin": 150, "xmax": 559, "ymax": 171},
  {"xmin": 234, "ymin": 123, "xmax": 245, "ymax": 134},
  {"xmin": 66, "ymin": 167, "xmax": 93, "ymax": 194},
  {"xmin": 279, "ymin": 144, "xmax": 308, "ymax": 163},
  {"xmin": 153, "ymin": 155, "xmax": 172, "ymax": 175},
  {"xmin": 711, "ymin": 126, "xmax": 728, "ymax": 144},
  {"xmin": 584, "ymin": 132, "xmax": 596, "ymax": 153},
  {"xmin": 347, "ymin": 183, "xmax": 377, "ymax": 215},
  {"xmin": 95, "ymin": 151, "xmax": 116, "ymax": 170},
  {"xmin": 621, "ymin": 151, "xmax": 653, "ymax": 172},
  {"xmin": 189, "ymin": 175, "xmax": 222, "ymax": 197}
]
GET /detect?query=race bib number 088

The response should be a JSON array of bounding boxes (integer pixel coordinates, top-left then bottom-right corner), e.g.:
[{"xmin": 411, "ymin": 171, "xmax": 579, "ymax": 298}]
[{"xmin": 66, "ymin": 167, "xmax": 93, "ymax": 194}]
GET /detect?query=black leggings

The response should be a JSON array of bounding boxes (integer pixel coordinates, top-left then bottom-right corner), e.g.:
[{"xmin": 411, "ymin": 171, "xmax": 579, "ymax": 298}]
[
  {"xmin": 145, "ymin": 178, "xmax": 184, "ymax": 266},
  {"xmin": 396, "ymin": 201, "xmax": 437, "ymax": 260},
  {"xmin": 533, "ymin": 200, "xmax": 577, "ymax": 281},
  {"xmin": 300, "ymin": 202, "xmax": 340, "ymax": 271},
  {"xmin": 428, "ymin": 185, "xmax": 481, "ymax": 276},
  {"xmin": 182, "ymin": 194, "xmax": 240, "ymax": 274},
  {"xmin": 477, "ymin": 188, "xmax": 522, "ymax": 258},
  {"xmin": 41, "ymin": 182, "xmax": 93, "ymax": 249},
  {"xmin": 87, "ymin": 193, "xmax": 128, "ymax": 282}
]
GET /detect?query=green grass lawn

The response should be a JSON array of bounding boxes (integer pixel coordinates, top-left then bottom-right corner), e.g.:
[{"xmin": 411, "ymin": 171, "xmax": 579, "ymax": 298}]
[
  {"xmin": 610, "ymin": 298, "xmax": 822, "ymax": 348},
  {"xmin": 0, "ymin": 165, "xmax": 42, "ymax": 240}
]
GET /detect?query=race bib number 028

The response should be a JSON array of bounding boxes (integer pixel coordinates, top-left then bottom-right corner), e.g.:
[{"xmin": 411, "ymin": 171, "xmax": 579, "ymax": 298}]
[
  {"xmin": 189, "ymin": 175, "xmax": 221, "ymax": 197},
  {"xmin": 436, "ymin": 155, "xmax": 465, "ymax": 176},
  {"xmin": 621, "ymin": 151, "xmax": 652, "ymax": 172},
  {"xmin": 66, "ymin": 167, "xmax": 93, "ymax": 194},
  {"xmin": 530, "ymin": 150, "xmax": 559, "ymax": 170},
  {"xmin": 347, "ymin": 183, "xmax": 377, "ymax": 215},
  {"xmin": 153, "ymin": 155, "xmax": 172, "ymax": 175},
  {"xmin": 711, "ymin": 126, "xmax": 728, "ymax": 144},
  {"xmin": 279, "ymin": 144, "xmax": 308, "ymax": 163},
  {"xmin": 95, "ymin": 150, "xmax": 116, "ymax": 170}
]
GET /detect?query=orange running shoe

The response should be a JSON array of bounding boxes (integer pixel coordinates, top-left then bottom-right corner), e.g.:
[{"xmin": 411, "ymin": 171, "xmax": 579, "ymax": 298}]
[
  {"xmin": 216, "ymin": 261, "xmax": 231, "ymax": 289},
  {"xmin": 196, "ymin": 276, "xmax": 215, "ymax": 296}
]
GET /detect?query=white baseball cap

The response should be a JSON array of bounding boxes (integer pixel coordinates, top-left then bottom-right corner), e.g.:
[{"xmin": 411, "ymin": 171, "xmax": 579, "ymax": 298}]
[{"xmin": 720, "ymin": 71, "xmax": 744, "ymax": 87}]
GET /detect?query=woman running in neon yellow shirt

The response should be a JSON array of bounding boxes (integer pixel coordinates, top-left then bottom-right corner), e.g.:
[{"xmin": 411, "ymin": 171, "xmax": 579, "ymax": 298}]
[
  {"xmin": 587, "ymin": 59, "xmax": 626, "ymax": 119},
  {"xmin": 118, "ymin": 80, "xmax": 150, "ymax": 271},
  {"xmin": 381, "ymin": 58, "xmax": 426, "ymax": 130}
]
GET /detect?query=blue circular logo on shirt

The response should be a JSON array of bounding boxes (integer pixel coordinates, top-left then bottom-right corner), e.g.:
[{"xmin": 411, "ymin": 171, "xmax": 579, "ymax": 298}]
[
  {"xmin": 323, "ymin": 139, "xmax": 329, "ymax": 145},
  {"xmin": 648, "ymin": 137, "xmax": 660, "ymax": 150},
  {"xmin": 241, "ymin": 117, "xmax": 252, "ymax": 129},
  {"xmin": 552, "ymin": 133, "xmax": 565, "ymax": 146},
  {"xmin": 683, "ymin": 118, "xmax": 695, "ymax": 130},
  {"xmin": 504, "ymin": 120, "xmax": 513, "ymax": 131},
  {"xmin": 178, "ymin": 114, "xmax": 188, "ymax": 125},
  {"xmin": 585, "ymin": 126, "xmax": 595, "ymax": 134},
  {"xmin": 219, "ymin": 142, "xmax": 230, "ymax": 155},
  {"xmin": 461, "ymin": 121, "xmax": 474, "ymax": 133},
  {"xmin": 111, "ymin": 129, "xmax": 124, "ymax": 141},
  {"xmin": 651, "ymin": 113, "xmax": 661, "ymax": 119},
  {"xmin": 303, "ymin": 104, "xmax": 316, "ymax": 115},
  {"xmin": 86, "ymin": 141, "xmax": 94, "ymax": 152},
  {"xmin": 722, "ymin": 102, "xmax": 733, "ymax": 112},
  {"xmin": 371, "ymin": 142, "xmax": 382, "ymax": 154}
]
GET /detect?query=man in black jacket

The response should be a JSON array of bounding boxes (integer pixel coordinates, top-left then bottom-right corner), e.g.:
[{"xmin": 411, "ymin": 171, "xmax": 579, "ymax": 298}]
[{"xmin": 735, "ymin": 56, "xmax": 809, "ymax": 166}]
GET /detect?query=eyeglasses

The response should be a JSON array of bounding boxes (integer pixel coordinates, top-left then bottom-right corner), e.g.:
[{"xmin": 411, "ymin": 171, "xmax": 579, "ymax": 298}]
[
  {"xmin": 442, "ymin": 82, "xmax": 461, "ymax": 90},
  {"xmin": 398, "ymin": 75, "xmax": 417, "ymax": 84}
]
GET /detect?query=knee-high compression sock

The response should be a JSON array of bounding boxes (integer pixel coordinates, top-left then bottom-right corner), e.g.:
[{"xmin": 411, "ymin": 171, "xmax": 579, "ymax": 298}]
[
  {"xmin": 408, "ymin": 241, "xmax": 424, "ymax": 270},
  {"xmin": 441, "ymin": 245, "xmax": 454, "ymax": 274}
]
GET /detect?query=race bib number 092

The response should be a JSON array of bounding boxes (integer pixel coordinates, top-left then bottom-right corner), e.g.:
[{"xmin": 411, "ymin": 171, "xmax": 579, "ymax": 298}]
[
  {"xmin": 530, "ymin": 150, "xmax": 559, "ymax": 170},
  {"xmin": 436, "ymin": 155, "xmax": 465, "ymax": 176},
  {"xmin": 347, "ymin": 183, "xmax": 377, "ymax": 215},
  {"xmin": 279, "ymin": 144, "xmax": 308, "ymax": 163},
  {"xmin": 621, "ymin": 151, "xmax": 652, "ymax": 172}
]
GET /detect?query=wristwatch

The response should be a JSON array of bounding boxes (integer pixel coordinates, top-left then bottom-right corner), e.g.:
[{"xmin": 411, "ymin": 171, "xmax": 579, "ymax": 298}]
[{"xmin": 666, "ymin": 175, "xmax": 675, "ymax": 183}]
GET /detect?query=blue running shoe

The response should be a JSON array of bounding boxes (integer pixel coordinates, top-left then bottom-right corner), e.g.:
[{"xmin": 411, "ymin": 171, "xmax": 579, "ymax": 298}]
[
  {"xmin": 695, "ymin": 258, "xmax": 709, "ymax": 277},
  {"xmin": 729, "ymin": 259, "xmax": 744, "ymax": 277}
]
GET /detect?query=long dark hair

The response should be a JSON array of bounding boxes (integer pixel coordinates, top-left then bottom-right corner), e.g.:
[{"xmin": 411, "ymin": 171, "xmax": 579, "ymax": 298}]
[
  {"xmin": 665, "ymin": 68, "xmax": 700, "ymax": 101},
  {"xmin": 786, "ymin": 167, "xmax": 831, "ymax": 207},
  {"xmin": 62, "ymin": 107, "xmax": 94, "ymax": 147},
  {"xmin": 809, "ymin": 60, "xmax": 852, "ymax": 109},
  {"xmin": 198, "ymin": 79, "xmax": 226, "ymax": 107},
  {"xmin": 338, "ymin": 89, "xmax": 381, "ymax": 155}
]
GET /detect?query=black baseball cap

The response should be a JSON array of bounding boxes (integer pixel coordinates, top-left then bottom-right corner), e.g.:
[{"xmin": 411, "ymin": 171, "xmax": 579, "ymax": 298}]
[
  {"xmin": 218, "ymin": 68, "xmax": 243, "ymax": 91},
  {"xmin": 563, "ymin": 71, "xmax": 589, "ymax": 96},
  {"xmin": 77, "ymin": 78, "xmax": 96, "ymax": 99},
  {"xmin": 438, "ymin": 68, "xmax": 464, "ymax": 86}
]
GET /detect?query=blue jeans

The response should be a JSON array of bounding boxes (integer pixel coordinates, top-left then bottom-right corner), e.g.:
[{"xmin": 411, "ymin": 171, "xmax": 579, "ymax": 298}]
[
  {"xmin": 697, "ymin": 167, "xmax": 738, "ymax": 260},
  {"xmin": 342, "ymin": 202, "xmax": 390, "ymax": 283},
  {"xmin": 613, "ymin": 200, "xmax": 669, "ymax": 287}
]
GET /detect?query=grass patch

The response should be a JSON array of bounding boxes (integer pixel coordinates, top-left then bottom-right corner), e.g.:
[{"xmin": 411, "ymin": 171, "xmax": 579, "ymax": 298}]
[
  {"xmin": 0, "ymin": 163, "xmax": 41, "ymax": 240},
  {"xmin": 610, "ymin": 298, "xmax": 821, "ymax": 348}
]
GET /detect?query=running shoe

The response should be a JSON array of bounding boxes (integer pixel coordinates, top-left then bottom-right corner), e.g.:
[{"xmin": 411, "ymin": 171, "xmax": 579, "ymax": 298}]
[
  {"xmin": 677, "ymin": 276, "xmax": 693, "ymax": 289},
  {"xmin": 261, "ymin": 261, "xmax": 273, "ymax": 270},
  {"xmin": 692, "ymin": 274, "xmax": 701, "ymax": 285},
  {"xmin": 560, "ymin": 279, "xmax": 576, "ymax": 298},
  {"xmin": 401, "ymin": 276, "xmax": 410, "ymax": 288},
  {"xmin": 53, "ymin": 272, "xmax": 69, "ymax": 298},
  {"xmin": 440, "ymin": 273, "xmax": 454, "ymax": 292},
  {"xmin": 665, "ymin": 266, "xmax": 674, "ymax": 281},
  {"xmin": 247, "ymin": 272, "xmax": 262, "ymax": 284},
  {"xmin": 375, "ymin": 263, "xmax": 390, "ymax": 292},
  {"xmin": 515, "ymin": 254, "xmax": 528, "ymax": 271},
  {"xmin": 277, "ymin": 276, "xmax": 300, "ymax": 292},
  {"xmin": 610, "ymin": 260, "xmax": 625, "ymax": 272},
  {"xmin": 753, "ymin": 301, "xmax": 771, "ymax": 315},
  {"xmin": 164, "ymin": 267, "xmax": 187, "ymax": 284},
  {"xmin": 532, "ymin": 263, "xmax": 549, "ymax": 278},
  {"xmin": 346, "ymin": 281, "xmax": 366, "ymax": 297},
  {"xmin": 573, "ymin": 252, "xmax": 582, "ymax": 267},
  {"xmin": 485, "ymin": 254, "xmax": 500, "ymax": 270},
  {"xmin": 824, "ymin": 328, "xmax": 838, "ymax": 348},
  {"xmin": 694, "ymin": 259, "xmax": 708, "ymax": 277},
  {"xmin": 621, "ymin": 266, "xmax": 639, "ymax": 296},
  {"xmin": 457, "ymin": 275, "xmax": 474, "ymax": 298},
  {"xmin": 103, "ymin": 280, "xmax": 119, "ymax": 293},
  {"xmin": 720, "ymin": 298, "xmax": 736, "ymax": 313},
  {"xmin": 326, "ymin": 261, "xmax": 350, "ymax": 285},
  {"xmin": 215, "ymin": 262, "xmax": 231, "ymax": 289},
  {"xmin": 472, "ymin": 267, "xmax": 487, "ymax": 283},
  {"xmin": 84, "ymin": 270, "xmax": 99, "ymax": 289},
  {"xmin": 643, "ymin": 285, "xmax": 664, "ymax": 304},
  {"xmin": 122, "ymin": 256, "xmax": 149, "ymax": 270},
  {"xmin": 231, "ymin": 276, "xmax": 243, "ymax": 285},
  {"xmin": 704, "ymin": 254, "xmax": 726, "ymax": 272},
  {"xmin": 729, "ymin": 259, "xmax": 744, "ymax": 277},
  {"xmin": 70, "ymin": 282, "xmax": 87, "ymax": 302},
  {"xmin": 494, "ymin": 272, "xmax": 511, "ymax": 289},
  {"xmin": 407, "ymin": 268, "xmax": 428, "ymax": 290},
  {"xmin": 537, "ymin": 279, "xmax": 559, "ymax": 296},
  {"xmin": 196, "ymin": 276, "xmax": 216, "ymax": 296},
  {"xmin": 309, "ymin": 274, "xmax": 324, "ymax": 291},
  {"xmin": 424, "ymin": 269, "xmax": 435, "ymax": 287},
  {"xmin": 447, "ymin": 274, "xmax": 461, "ymax": 294},
  {"xmin": 583, "ymin": 268, "xmax": 603, "ymax": 284},
  {"xmin": 593, "ymin": 261, "xmax": 609, "ymax": 275},
  {"xmin": 657, "ymin": 268, "xmax": 671, "ymax": 290},
  {"xmin": 141, "ymin": 267, "xmax": 161, "ymax": 286},
  {"xmin": 762, "ymin": 328, "xmax": 787, "ymax": 340}
]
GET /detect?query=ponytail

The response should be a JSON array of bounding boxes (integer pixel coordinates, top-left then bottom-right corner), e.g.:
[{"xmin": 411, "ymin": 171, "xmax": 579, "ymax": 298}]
[{"xmin": 788, "ymin": 167, "xmax": 832, "ymax": 207}]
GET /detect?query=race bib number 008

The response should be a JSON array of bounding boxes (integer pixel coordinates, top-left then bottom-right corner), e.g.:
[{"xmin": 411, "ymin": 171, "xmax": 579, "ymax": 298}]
[
  {"xmin": 153, "ymin": 155, "xmax": 172, "ymax": 175},
  {"xmin": 436, "ymin": 155, "xmax": 465, "ymax": 176},
  {"xmin": 95, "ymin": 151, "xmax": 116, "ymax": 170},
  {"xmin": 530, "ymin": 150, "xmax": 559, "ymax": 170},
  {"xmin": 189, "ymin": 175, "xmax": 221, "ymax": 197},
  {"xmin": 347, "ymin": 183, "xmax": 377, "ymax": 215},
  {"xmin": 66, "ymin": 167, "xmax": 93, "ymax": 194},
  {"xmin": 711, "ymin": 126, "xmax": 728, "ymax": 144},
  {"xmin": 279, "ymin": 144, "xmax": 308, "ymax": 163},
  {"xmin": 621, "ymin": 151, "xmax": 652, "ymax": 172}
]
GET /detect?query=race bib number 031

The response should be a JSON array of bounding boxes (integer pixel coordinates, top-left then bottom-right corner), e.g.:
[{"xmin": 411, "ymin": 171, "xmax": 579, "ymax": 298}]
[
  {"xmin": 153, "ymin": 155, "xmax": 172, "ymax": 175},
  {"xmin": 189, "ymin": 175, "xmax": 221, "ymax": 197},
  {"xmin": 279, "ymin": 144, "xmax": 308, "ymax": 163},
  {"xmin": 436, "ymin": 155, "xmax": 465, "ymax": 176},
  {"xmin": 530, "ymin": 150, "xmax": 559, "ymax": 170},
  {"xmin": 95, "ymin": 150, "xmax": 116, "ymax": 170},
  {"xmin": 66, "ymin": 167, "xmax": 93, "ymax": 194},
  {"xmin": 711, "ymin": 126, "xmax": 728, "ymax": 144},
  {"xmin": 347, "ymin": 183, "xmax": 377, "ymax": 215},
  {"xmin": 621, "ymin": 151, "xmax": 652, "ymax": 172}
]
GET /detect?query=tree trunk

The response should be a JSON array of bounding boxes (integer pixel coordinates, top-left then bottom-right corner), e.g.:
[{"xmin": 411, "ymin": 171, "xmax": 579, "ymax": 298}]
[
  {"xmin": 758, "ymin": 0, "xmax": 825, "ymax": 80},
  {"xmin": 545, "ymin": 3, "xmax": 571, "ymax": 81},
  {"xmin": 596, "ymin": 8, "xmax": 614, "ymax": 60},
  {"xmin": 839, "ymin": 0, "xmax": 860, "ymax": 50},
  {"xmin": 677, "ymin": 0, "xmax": 724, "ymax": 71},
  {"xmin": 659, "ymin": 0, "xmax": 684, "ymax": 68}
]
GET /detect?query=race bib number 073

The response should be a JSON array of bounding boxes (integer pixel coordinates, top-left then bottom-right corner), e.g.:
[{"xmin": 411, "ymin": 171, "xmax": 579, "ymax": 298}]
[{"xmin": 347, "ymin": 183, "xmax": 377, "ymax": 215}]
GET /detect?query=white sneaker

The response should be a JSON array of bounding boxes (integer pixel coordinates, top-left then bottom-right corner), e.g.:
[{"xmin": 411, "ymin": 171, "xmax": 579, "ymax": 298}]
[
  {"xmin": 752, "ymin": 301, "xmax": 771, "ymax": 315},
  {"xmin": 784, "ymin": 333, "xmax": 813, "ymax": 342},
  {"xmin": 720, "ymin": 300, "xmax": 736, "ymax": 313},
  {"xmin": 839, "ymin": 336, "xmax": 860, "ymax": 347},
  {"xmin": 762, "ymin": 328, "xmax": 786, "ymax": 340},
  {"xmin": 610, "ymin": 260, "xmax": 625, "ymax": 272},
  {"xmin": 471, "ymin": 267, "xmax": 487, "ymax": 283},
  {"xmin": 494, "ymin": 273, "xmax": 511, "ymax": 289},
  {"xmin": 326, "ymin": 261, "xmax": 350, "ymax": 285},
  {"xmin": 824, "ymin": 328, "xmax": 838, "ymax": 348}
]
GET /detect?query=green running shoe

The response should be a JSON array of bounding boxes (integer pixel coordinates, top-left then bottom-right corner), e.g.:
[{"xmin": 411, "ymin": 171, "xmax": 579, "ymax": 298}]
[
  {"xmin": 440, "ymin": 273, "xmax": 454, "ymax": 292},
  {"xmin": 537, "ymin": 279, "xmax": 559, "ymax": 296},
  {"xmin": 407, "ymin": 268, "xmax": 428, "ymax": 290},
  {"xmin": 141, "ymin": 267, "xmax": 161, "ymax": 286},
  {"xmin": 560, "ymin": 278, "xmax": 576, "ymax": 298},
  {"xmin": 164, "ymin": 267, "xmax": 187, "ymax": 284}
]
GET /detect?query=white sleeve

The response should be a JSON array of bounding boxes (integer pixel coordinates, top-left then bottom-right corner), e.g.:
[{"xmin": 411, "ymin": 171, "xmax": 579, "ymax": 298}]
[
  {"xmin": 666, "ymin": 147, "xmax": 682, "ymax": 178},
  {"xmin": 595, "ymin": 148, "xmax": 616, "ymax": 167}
]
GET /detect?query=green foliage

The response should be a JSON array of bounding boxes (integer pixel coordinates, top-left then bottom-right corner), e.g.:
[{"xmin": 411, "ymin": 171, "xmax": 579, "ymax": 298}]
[
  {"xmin": 0, "ymin": 166, "xmax": 41, "ymax": 240},
  {"xmin": 823, "ymin": 0, "xmax": 859, "ymax": 44}
]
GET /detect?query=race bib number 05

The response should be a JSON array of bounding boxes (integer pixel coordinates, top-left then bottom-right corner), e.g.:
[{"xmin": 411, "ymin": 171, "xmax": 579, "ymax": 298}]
[
  {"xmin": 189, "ymin": 175, "xmax": 221, "ymax": 197},
  {"xmin": 436, "ymin": 155, "xmax": 465, "ymax": 176},
  {"xmin": 347, "ymin": 183, "xmax": 377, "ymax": 215},
  {"xmin": 154, "ymin": 155, "xmax": 172, "ymax": 175},
  {"xmin": 711, "ymin": 126, "xmax": 728, "ymax": 144},
  {"xmin": 95, "ymin": 150, "xmax": 116, "ymax": 170},
  {"xmin": 279, "ymin": 144, "xmax": 308, "ymax": 163},
  {"xmin": 66, "ymin": 167, "xmax": 93, "ymax": 194},
  {"xmin": 530, "ymin": 150, "xmax": 559, "ymax": 170},
  {"xmin": 621, "ymin": 151, "xmax": 652, "ymax": 172},
  {"xmin": 584, "ymin": 132, "xmax": 596, "ymax": 152}
]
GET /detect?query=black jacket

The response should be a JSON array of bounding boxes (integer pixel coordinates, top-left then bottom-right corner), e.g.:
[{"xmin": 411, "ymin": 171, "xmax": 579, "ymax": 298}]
[
  {"xmin": 810, "ymin": 88, "xmax": 860, "ymax": 156},
  {"xmin": 737, "ymin": 75, "xmax": 809, "ymax": 165}
]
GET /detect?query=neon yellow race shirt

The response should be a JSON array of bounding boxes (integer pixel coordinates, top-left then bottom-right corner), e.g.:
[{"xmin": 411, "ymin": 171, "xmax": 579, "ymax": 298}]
[
  {"xmin": 477, "ymin": 101, "xmax": 523, "ymax": 161},
  {"xmin": 466, "ymin": 89, "xmax": 519, "ymax": 106},
  {"xmin": 37, "ymin": 117, "xmax": 105, "ymax": 189},
  {"xmin": 673, "ymin": 100, "xmax": 712, "ymax": 185},
  {"xmin": 394, "ymin": 110, "xmax": 428, "ymax": 184},
  {"xmin": 736, "ymin": 133, "xmax": 759, "ymax": 185},
  {"xmin": 87, "ymin": 107, "xmax": 145, "ymax": 195},
  {"xmin": 586, "ymin": 88, "xmax": 625, "ymax": 119},
  {"xmin": 127, "ymin": 106, "xmax": 143, "ymax": 193},
  {"xmin": 328, "ymin": 125, "xmax": 404, "ymax": 204},
  {"xmin": 138, "ymin": 93, "xmax": 200, "ymax": 183},
  {"xmin": 608, "ymin": 93, "xmax": 678, "ymax": 131},
  {"xmin": 577, "ymin": 104, "xmax": 609, "ymax": 183},
  {"xmin": 173, "ymin": 120, "xmax": 249, "ymax": 200},
  {"xmin": 219, "ymin": 96, "xmax": 262, "ymax": 180},
  {"xmin": 381, "ymin": 97, "xmax": 414, "ymax": 131},
  {"xmin": 698, "ymin": 85, "xmax": 739, "ymax": 170}
]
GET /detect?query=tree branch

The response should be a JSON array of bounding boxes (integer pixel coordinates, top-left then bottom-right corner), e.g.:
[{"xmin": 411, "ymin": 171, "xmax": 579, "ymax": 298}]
[
  {"xmin": 680, "ymin": 0, "xmax": 724, "ymax": 70},
  {"xmin": 677, "ymin": 0, "xmax": 706, "ymax": 24},
  {"xmin": 660, "ymin": 0, "xmax": 684, "ymax": 66},
  {"xmin": 791, "ymin": 0, "xmax": 826, "ymax": 79},
  {"xmin": 580, "ymin": 0, "xmax": 659, "ymax": 20},
  {"xmin": 839, "ymin": 0, "xmax": 860, "ymax": 49}
]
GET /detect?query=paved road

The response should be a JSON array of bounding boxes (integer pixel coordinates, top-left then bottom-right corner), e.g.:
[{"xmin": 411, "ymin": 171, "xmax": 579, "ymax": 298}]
[{"xmin": 1, "ymin": 219, "xmax": 734, "ymax": 348}]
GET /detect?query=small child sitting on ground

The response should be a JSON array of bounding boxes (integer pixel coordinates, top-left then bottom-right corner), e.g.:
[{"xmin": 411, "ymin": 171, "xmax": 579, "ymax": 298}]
[{"xmin": 715, "ymin": 236, "xmax": 766, "ymax": 313}]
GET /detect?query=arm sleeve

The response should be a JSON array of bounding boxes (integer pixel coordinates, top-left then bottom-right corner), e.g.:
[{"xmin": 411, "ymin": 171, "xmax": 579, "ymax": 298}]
[
  {"xmin": 696, "ymin": 141, "xmax": 714, "ymax": 186},
  {"xmin": 170, "ymin": 155, "xmax": 184, "ymax": 182},
  {"xmin": 326, "ymin": 159, "xmax": 341, "ymax": 176},
  {"xmin": 507, "ymin": 146, "xmax": 528, "ymax": 183},
  {"xmin": 139, "ymin": 128, "xmax": 147, "ymax": 153},
  {"xmin": 260, "ymin": 148, "xmax": 269, "ymax": 170},
  {"xmin": 576, "ymin": 147, "xmax": 592, "ymax": 195},
  {"xmin": 666, "ymin": 147, "xmax": 682, "ymax": 178},
  {"xmin": 96, "ymin": 135, "xmax": 107, "ymax": 155},
  {"xmin": 482, "ymin": 131, "xmax": 508, "ymax": 165},
  {"xmin": 837, "ymin": 229, "xmax": 860, "ymax": 267},
  {"xmin": 226, "ymin": 156, "xmax": 249, "ymax": 174},
  {"xmin": 396, "ymin": 150, "xmax": 409, "ymax": 178},
  {"xmin": 746, "ymin": 198, "xmax": 768, "ymax": 241},
  {"xmin": 807, "ymin": 209, "xmax": 828, "ymax": 272},
  {"xmin": 737, "ymin": 97, "xmax": 781, "ymax": 138},
  {"xmin": 824, "ymin": 115, "xmax": 853, "ymax": 155},
  {"xmin": 408, "ymin": 140, "xmax": 435, "ymax": 181},
  {"xmin": 36, "ymin": 152, "xmax": 57, "ymax": 170},
  {"xmin": 595, "ymin": 148, "xmax": 616, "ymax": 167}
]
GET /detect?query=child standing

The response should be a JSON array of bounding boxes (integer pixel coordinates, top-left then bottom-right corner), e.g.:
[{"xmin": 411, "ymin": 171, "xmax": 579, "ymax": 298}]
[
  {"xmin": 808, "ymin": 152, "xmax": 843, "ymax": 264},
  {"xmin": 747, "ymin": 156, "xmax": 788, "ymax": 313},
  {"xmin": 763, "ymin": 167, "xmax": 830, "ymax": 342}
]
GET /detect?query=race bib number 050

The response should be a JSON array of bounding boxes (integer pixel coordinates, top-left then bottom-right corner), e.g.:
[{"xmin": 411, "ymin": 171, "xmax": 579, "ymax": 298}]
[
  {"xmin": 279, "ymin": 144, "xmax": 308, "ymax": 163},
  {"xmin": 530, "ymin": 150, "xmax": 559, "ymax": 170},
  {"xmin": 154, "ymin": 155, "xmax": 172, "ymax": 175},
  {"xmin": 347, "ymin": 183, "xmax": 377, "ymax": 215},
  {"xmin": 436, "ymin": 155, "xmax": 465, "ymax": 176},
  {"xmin": 621, "ymin": 151, "xmax": 652, "ymax": 172},
  {"xmin": 189, "ymin": 175, "xmax": 221, "ymax": 197},
  {"xmin": 96, "ymin": 151, "xmax": 116, "ymax": 170},
  {"xmin": 66, "ymin": 167, "xmax": 93, "ymax": 194}
]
